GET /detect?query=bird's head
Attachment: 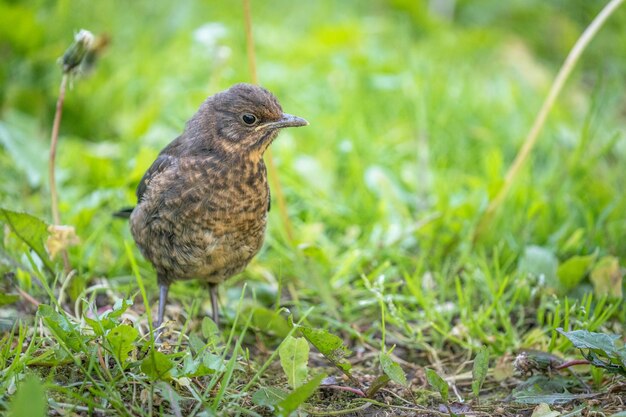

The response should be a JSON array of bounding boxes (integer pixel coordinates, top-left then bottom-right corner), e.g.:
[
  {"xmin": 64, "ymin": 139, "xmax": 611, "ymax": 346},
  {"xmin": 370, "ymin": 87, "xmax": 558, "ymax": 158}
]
[{"xmin": 194, "ymin": 83, "xmax": 307, "ymax": 159}]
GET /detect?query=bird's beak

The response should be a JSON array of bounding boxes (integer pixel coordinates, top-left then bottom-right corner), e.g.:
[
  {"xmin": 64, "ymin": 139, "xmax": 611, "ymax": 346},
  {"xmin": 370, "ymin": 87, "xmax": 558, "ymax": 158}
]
[{"xmin": 256, "ymin": 113, "xmax": 309, "ymax": 131}]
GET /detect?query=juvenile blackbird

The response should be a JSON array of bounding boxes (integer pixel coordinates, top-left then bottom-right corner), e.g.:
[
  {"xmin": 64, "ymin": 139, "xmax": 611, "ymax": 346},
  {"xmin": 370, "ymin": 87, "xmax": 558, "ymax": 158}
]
[{"xmin": 126, "ymin": 83, "xmax": 307, "ymax": 327}]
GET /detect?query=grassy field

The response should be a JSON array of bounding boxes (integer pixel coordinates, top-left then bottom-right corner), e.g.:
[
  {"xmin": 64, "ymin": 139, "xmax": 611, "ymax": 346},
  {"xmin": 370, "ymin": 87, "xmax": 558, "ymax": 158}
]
[{"xmin": 1, "ymin": 0, "xmax": 626, "ymax": 415}]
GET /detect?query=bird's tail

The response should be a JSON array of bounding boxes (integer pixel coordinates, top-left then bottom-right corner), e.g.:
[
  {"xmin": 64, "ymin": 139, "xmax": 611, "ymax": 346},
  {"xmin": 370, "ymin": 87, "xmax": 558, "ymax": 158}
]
[{"xmin": 113, "ymin": 207, "xmax": 134, "ymax": 219}]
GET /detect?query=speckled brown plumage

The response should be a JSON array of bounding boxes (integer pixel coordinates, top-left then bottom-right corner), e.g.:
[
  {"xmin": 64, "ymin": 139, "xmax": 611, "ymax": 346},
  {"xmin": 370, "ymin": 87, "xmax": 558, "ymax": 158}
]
[{"xmin": 127, "ymin": 83, "xmax": 307, "ymax": 327}]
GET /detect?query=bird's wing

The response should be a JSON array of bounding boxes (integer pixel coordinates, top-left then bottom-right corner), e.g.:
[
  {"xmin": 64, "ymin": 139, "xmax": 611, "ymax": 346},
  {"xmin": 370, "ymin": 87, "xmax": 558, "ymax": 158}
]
[{"xmin": 136, "ymin": 154, "xmax": 176, "ymax": 203}]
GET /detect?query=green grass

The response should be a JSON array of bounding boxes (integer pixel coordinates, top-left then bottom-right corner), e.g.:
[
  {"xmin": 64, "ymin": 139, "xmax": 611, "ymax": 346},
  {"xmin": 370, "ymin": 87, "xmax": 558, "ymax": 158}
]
[{"xmin": 1, "ymin": 0, "xmax": 626, "ymax": 415}]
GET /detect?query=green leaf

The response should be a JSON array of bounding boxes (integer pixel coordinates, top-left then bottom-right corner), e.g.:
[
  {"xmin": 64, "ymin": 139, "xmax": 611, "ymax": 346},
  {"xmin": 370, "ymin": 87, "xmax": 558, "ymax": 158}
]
[
  {"xmin": 279, "ymin": 336, "xmax": 309, "ymax": 389},
  {"xmin": 511, "ymin": 375, "xmax": 596, "ymax": 404},
  {"xmin": 299, "ymin": 326, "xmax": 352, "ymax": 374},
  {"xmin": 37, "ymin": 304, "xmax": 83, "ymax": 351},
  {"xmin": 8, "ymin": 374, "xmax": 46, "ymax": 417},
  {"xmin": 276, "ymin": 373, "xmax": 326, "ymax": 417},
  {"xmin": 557, "ymin": 329, "xmax": 620, "ymax": 355},
  {"xmin": 106, "ymin": 299, "xmax": 133, "ymax": 319},
  {"xmin": 379, "ymin": 350, "xmax": 407, "ymax": 387},
  {"xmin": 249, "ymin": 305, "xmax": 291, "ymax": 337},
  {"xmin": 188, "ymin": 333, "xmax": 205, "ymax": 354},
  {"xmin": 531, "ymin": 403, "xmax": 561, "ymax": 417},
  {"xmin": 590, "ymin": 256, "xmax": 622, "ymax": 298},
  {"xmin": 85, "ymin": 299, "xmax": 133, "ymax": 336},
  {"xmin": 106, "ymin": 324, "xmax": 138, "ymax": 365},
  {"xmin": 556, "ymin": 329, "xmax": 626, "ymax": 375},
  {"xmin": 518, "ymin": 245, "xmax": 558, "ymax": 286},
  {"xmin": 0, "ymin": 113, "xmax": 48, "ymax": 188},
  {"xmin": 471, "ymin": 346, "xmax": 489, "ymax": 398},
  {"xmin": 0, "ymin": 208, "xmax": 53, "ymax": 272},
  {"xmin": 202, "ymin": 351, "xmax": 226, "ymax": 373},
  {"xmin": 201, "ymin": 316, "xmax": 220, "ymax": 346},
  {"xmin": 557, "ymin": 253, "xmax": 596, "ymax": 290},
  {"xmin": 425, "ymin": 368, "xmax": 448, "ymax": 402},
  {"xmin": 0, "ymin": 294, "xmax": 19, "ymax": 306},
  {"xmin": 155, "ymin": 381, "xmax": 183, "ymax": 415},
  {"xmin": 366, "ymin": 374, "xmax": 390, "ymax": 397},
  {"xmin": 251, "ymin": 387, "xmax": 288, "ymax": 409},
  {"xmin": 177, "ymin": 351, "xmax": 224, "ymax": 378},
  {"xmin": 141, "ymin": 349, "xmax": 174, "ymax": 381}
]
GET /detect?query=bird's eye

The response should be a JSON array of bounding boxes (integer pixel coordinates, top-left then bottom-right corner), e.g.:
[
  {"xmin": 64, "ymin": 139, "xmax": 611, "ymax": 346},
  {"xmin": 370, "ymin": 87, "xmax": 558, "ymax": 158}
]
[{"xmin": 241, "ymin": 113, "xmax": 258, "ymax": 125}]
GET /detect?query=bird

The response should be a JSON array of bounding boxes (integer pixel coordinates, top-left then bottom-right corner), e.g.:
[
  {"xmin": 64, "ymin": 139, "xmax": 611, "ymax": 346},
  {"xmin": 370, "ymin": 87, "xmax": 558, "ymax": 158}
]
[{"xmin": 120, "ymin": 83, "xmax": 308, "ymax": 329}]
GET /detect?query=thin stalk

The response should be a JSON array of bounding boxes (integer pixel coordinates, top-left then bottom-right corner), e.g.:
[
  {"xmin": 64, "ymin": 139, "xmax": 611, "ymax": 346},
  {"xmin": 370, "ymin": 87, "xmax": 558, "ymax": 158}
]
[
  {"xmin": 49, "ymin": 73, "xmax": 71, "ymax": 273},
  {"xmin": 49, "ymin": 74, "xmax": 67, "ymax": 228},
  {"xmin": 473, "ymin": 0, "xmax": 625, "ymax": 242},
  {"xmin": 243, "ymin": 0, "xmax": 295, "ymax": 243}
]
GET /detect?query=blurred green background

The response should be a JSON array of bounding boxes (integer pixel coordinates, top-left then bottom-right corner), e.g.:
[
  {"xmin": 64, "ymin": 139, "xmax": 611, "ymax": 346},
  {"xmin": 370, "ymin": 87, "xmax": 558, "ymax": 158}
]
[{"xmin": 1, "ymin": 0, "xmax": 625, "ymax": 347}]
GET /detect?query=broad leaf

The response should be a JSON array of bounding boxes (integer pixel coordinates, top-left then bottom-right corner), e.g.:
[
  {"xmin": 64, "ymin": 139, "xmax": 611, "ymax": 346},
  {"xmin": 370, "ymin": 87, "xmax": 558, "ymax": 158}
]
[
  {"xmin": 531, "ymin": 403, "xmax": 561, "ymax": 417},
  {"xmin": 299, "ymin": 326, "xmax": 352, "ymax": 374},
  {"xmin": 0, "ymin": 294, "xmax": 19, "ymax": 306},
  {"xmin": 202, "ymin": 351, "xmax": 226, "ymax": 373},
  {"xmin": 249, "ymin": 305, "xmax": 291, "ymax": 337},
  {"xmin": 106, "ymin": 324, "xmax": 138, "ymax": 365},
  {"xmin": 141, "ymin": 349, "xmax": 174, "ymax": 381},
  {"xmin": 251, "ymin": 387, "xmax": 288, "ymax": 409},
  {"xmin": 512, "ymin": 375, "xmax": 596, "ymax": 404},
  {"xmin": 379, "ymin": 350, "xmax": 407, "ymax": 387},
  {"xmin": 518, "ymin": 245, "xmax": 558, "ymax": 286},
  {"xmin": 201, "ymin": 316, "xmax": 220, "ymax": 347},
  {"xmin": 0, "ymin": 208, "xmax": 53, "ymax": 272},
  {"xmin": 84, "ymin": 299, "xmax": 132, "ymax": 336},
  {"xmin": 557, "ymin": 254, "xmax": 595, "ymax": 291},
  {"xmin": 0, "ymin": 114, "xmax": 48, "ymax": 188},
  {"xmin": 174, "ymin": 350, "xmax": 226, "ymax": 379},
  {"xmin": 106, "ymin": 299, "xmax": 133, "ymax": 319},
  {"xmin": 557, "ymin": 329, "xmax": 620, "ymax": 355},
  {"xmin": 557, "ymin": 329, "xmax": 626, "ymax": 376},
  {"xmin": 188, "ymin": 333, "xmax": 205, "ymax": 354},
  {"xmin": 8, "ymin": 374, "xmax": 46, "ymax": 417},
  {"xmin": 590, "ymin": 256, "xmax": 622, "ymax": 298},
  {"xmin": 37, "ymin": 304, "xmax": 83, "ymax": 351},
  {"xmin": 276, "ymin": 373, "xmax": 326, "ymax": 417},
  {"xmin": 366, "ymin": 374, "xmax": 390, "ymax": 397},
  {"xmin": 279, "ymin": 336, "xmax": 309, "ymax": 388},
  {"xmin": 425, "ymin": 368, "xmax": 448, "ymax": 402},
  {"xmin": 472, "ymin": 346, "xmax": 489, "ymax": 398}
]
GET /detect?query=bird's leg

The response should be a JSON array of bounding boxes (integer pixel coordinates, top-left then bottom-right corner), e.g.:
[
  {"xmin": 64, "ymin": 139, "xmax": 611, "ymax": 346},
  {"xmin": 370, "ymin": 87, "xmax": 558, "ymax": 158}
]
[
  {"xmin": 209, "ymin": 283, "xmax": 219, "ymax": 325},
  {"xmin": 155, "ymin": 283, "xmax": 169, "ymax": 329}
]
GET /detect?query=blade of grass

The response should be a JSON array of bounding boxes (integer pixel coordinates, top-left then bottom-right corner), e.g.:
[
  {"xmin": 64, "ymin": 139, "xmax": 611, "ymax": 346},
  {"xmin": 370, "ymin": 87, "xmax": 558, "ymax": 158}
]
[
  {"xmin": 242, "ymin": 0, "xmax": 294, "ymax": 243},
  {"xmin": 238, "ymin": 307, "xmax": 314, "ymax": 398},
  {"xmin": 124, "ymin": 240, "xmax": 154, "ymax": 340},
  {"xmin": 474, "ymin": 0, "xmax": 625, "ymax": 242}
]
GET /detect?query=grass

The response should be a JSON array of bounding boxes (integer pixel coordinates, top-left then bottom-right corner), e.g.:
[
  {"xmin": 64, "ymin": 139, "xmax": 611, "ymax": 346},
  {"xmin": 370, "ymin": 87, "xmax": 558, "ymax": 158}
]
[{"xmin": 1, "ymin": 0, "xmax": 626, "ymax": 415}]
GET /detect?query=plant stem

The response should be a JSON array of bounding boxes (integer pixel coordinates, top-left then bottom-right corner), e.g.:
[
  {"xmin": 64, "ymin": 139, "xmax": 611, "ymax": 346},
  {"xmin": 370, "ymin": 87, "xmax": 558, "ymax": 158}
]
[
  {"xmin": 49, "ymin": 73, "xmax": 71, "ymax": 273},
  {"xmin": 555, "ymin": 359, "xmax": 591, "ymax": 370},
  {"xmin": 243, "ymin": 0, "xmax": 257, "ymax": 86},
  {"xmin": 243, "ymin": 0, "xmax": 295, "ymax": 243},
  {"xmin": 473, "ymin": 0, "xmax": 625, "ymax": 242},
  {"xmin": 50, "ymin": 75, "xmax": 66, "ymax": 227}
]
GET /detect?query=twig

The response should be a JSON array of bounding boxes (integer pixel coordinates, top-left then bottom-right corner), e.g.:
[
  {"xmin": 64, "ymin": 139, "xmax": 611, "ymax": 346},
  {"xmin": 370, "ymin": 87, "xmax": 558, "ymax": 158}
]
[
  {"xmin": 49, "ymin": 73, "xmax": 72, "ymax": 273},
  {"xmin": 242, "ymin": 0, "xmax": 295, "ymax": 243},
  {"xmin": 15, "ymin": 286, "xmax": 40, "ymax": 307},
  {"xmin": 473, "ymin": 0, "xmax": 625, "ymax": 242},
  {"xmin": 304, "ymin": 402, "xmax": 372, "ymax": 416},
  {"xmin": 555, "ymin": 359, "xmax": 591, "ymax": 370}
]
